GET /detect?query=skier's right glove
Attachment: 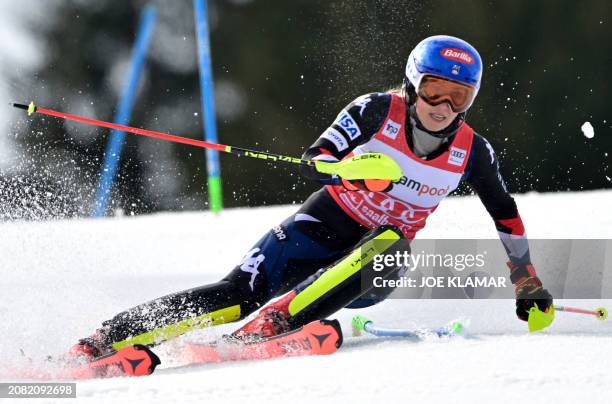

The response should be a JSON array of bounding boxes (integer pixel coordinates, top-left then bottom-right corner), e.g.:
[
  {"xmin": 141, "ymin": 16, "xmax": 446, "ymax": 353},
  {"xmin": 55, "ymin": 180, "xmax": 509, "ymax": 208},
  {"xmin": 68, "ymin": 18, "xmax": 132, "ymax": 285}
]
[
  {"xmin": 508, "ymin": 262, "xmax": 553, "ymax": 321},
  {"xmin": 314, "ymin": 152, "xmax": 402, "ymax": 192}
]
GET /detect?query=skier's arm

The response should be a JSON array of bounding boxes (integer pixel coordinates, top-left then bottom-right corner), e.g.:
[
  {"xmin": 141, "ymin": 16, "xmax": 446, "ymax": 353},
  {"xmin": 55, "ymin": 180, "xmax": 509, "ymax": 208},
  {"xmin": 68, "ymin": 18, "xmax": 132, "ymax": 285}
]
[
  {"xmin": 300, "ymin": 93, "xmax": 391, "ymax": 184},
  {"xmin": 463, "ymin": 134, "xmax": 531, "ymax": 265},
  {"xmin": 464, "ymin": 134, "xmax": 552, "ymax": 320}
]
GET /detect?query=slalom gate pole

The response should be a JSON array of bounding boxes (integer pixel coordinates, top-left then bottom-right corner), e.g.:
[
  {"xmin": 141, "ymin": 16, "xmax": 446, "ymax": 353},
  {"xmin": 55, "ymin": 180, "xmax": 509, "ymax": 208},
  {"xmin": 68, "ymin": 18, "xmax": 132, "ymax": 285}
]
[
  {"xmin": 12, "ymin": 102, "xmax": 316, "ymax": 170},
  {"xmin": 92, "ymin": 4, "xmax": 157, "ymax": 217},
  {"xmin": 194, "ymin": 0, "xmax": 223, "ymax": 212}
]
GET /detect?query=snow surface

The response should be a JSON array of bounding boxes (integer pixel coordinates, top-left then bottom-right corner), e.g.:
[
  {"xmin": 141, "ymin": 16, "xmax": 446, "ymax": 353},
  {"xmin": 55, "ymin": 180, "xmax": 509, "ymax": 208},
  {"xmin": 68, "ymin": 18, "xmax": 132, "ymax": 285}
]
[{"xmin": 1, "ymin": 190, "xmax": 612, "ymax": 403}]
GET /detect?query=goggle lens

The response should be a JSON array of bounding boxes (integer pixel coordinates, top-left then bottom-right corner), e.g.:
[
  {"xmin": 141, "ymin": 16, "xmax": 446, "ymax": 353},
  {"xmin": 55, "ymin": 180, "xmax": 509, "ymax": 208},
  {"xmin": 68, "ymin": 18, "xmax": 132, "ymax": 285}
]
[{"xmin": 417, "ymin": 76, "xmax": 476, "ymax": 113}]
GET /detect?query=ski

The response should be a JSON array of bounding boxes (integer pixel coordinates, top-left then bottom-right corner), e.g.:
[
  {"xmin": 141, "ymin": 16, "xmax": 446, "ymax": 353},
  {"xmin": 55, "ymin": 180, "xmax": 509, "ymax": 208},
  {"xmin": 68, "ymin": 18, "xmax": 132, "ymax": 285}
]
[
  {"xmin": 68, "ymin": 344, "xmax": 161, "ymax": 379},
  {"xmin": 183, "ymin": 319, "xmax": 343, "ymax": 364},
  {"xmin": 14, "ymin": 344, "xmax": 160, "ymax": 380},
  {"xmin": 13, "ymin": 321, "xmax": 339, "ymax": 380}
]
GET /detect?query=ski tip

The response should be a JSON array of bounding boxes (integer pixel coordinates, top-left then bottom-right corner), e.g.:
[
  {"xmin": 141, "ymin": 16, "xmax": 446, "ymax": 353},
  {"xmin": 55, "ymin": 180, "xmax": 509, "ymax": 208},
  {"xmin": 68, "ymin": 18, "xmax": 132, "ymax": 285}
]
[
  {"xmin": 316, "ymin": 319, "xmax": 343, "ymax": 349},
  {"xmin": 112, "ymin": 345, "xmax": 161, "ymax": 377},
  {"xmin": 132, "ymin": 344, "xmax": 161, "ymax": 375}
]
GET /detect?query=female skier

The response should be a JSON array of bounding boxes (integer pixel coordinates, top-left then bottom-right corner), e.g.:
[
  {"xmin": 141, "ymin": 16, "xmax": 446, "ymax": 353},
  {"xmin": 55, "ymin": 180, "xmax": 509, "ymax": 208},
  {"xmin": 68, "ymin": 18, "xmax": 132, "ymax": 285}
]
[{"xmin": 71, "ymin": 35, "xmax": 552, "ymax": 359}]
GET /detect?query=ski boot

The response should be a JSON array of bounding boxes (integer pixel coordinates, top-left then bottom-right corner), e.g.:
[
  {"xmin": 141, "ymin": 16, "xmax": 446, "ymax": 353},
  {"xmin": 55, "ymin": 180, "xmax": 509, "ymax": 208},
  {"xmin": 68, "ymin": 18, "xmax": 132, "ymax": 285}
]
[
  {"xmin": 68, "ymin": 328, "xmax": 115, "ymax": 363},
  {"xmin": 231, "ymin": 291, "xmax": 296, "ymax": 340}
]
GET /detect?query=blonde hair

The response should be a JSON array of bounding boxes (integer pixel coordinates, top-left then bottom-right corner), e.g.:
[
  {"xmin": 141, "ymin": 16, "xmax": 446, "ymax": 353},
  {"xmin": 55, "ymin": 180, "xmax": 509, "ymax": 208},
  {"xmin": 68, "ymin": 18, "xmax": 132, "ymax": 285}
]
[{"xmin": 387, "ymin": 84, "xmax": 409, "ymax": 103}]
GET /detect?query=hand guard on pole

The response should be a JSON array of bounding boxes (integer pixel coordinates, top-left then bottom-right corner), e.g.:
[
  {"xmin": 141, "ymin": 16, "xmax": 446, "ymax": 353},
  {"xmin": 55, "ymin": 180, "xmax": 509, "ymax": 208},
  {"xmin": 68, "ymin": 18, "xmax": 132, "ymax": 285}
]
[{"xmin": 314, "ymin": 152, "xmax": 402, "ymax": 192}]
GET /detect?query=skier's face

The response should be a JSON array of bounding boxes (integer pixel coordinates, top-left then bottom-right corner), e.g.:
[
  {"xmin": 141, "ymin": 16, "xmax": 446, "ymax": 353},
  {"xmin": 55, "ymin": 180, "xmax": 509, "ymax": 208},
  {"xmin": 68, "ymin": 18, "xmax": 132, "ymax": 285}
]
[{"xmin": 415, "ymin": 96, "xmax": 459, "ymax": 132}]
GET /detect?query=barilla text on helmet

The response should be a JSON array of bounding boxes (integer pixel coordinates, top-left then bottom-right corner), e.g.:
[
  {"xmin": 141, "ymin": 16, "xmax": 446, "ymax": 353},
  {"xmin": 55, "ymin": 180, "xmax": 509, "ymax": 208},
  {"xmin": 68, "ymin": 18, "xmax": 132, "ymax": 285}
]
[{"xmin": 439, "ymin": 48, "xmax": 475, "ymax": 65}]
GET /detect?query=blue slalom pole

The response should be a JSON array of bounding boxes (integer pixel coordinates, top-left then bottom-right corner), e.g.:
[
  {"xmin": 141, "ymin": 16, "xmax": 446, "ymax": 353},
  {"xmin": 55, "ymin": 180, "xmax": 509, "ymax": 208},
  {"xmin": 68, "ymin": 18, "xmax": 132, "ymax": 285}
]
[
  {"xmin": 194, "ymin": 0, "xmax": 223, "ymax": 212},
  {"xmin": 93, "ymin": 5, "xmax": 156, "ymax": 217}
]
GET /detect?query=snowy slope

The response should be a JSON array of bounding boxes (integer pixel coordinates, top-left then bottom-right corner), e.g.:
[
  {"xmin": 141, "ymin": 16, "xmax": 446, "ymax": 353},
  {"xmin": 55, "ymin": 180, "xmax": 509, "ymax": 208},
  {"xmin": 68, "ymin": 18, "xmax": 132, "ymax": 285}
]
[{"xmin": 1, "ymin": 190, "xmax": 612, "ymax": 403}]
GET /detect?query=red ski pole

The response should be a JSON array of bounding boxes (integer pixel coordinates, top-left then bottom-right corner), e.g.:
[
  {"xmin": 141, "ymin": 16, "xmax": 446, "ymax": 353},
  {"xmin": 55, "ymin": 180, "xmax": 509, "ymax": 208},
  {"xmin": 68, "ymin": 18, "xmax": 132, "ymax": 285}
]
[
  {"xmin": 554, "ymin": 305, "xmax": 608, "ymax": 320},
  {"xmin": 12, "ymin": 101, "xmax": 403, "ymax": 182},
  {"xmin": 12, "ymin": 101, "xmax": 314, "ymax": 168}
]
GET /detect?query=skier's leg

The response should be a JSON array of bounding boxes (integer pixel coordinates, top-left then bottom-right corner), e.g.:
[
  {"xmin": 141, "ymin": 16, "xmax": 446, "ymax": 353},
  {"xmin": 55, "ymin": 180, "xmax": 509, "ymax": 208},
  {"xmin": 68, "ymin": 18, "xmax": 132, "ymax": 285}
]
[
  {"xmin": 98, "ymin": 278, "xmax": 262, "ymax": 351},
  {"xmin": 72, "ymin": 213, "xmax": 356, "ymax": 357},
  {"xmin": 233, "ymin": 225, "xmax": 409, "ymax": 338},
  {"xmin": 71, "ymin": 275, "xmax": 264, "ymax": 358},
  {"xmin": 289, "ymin": 226, "xmax": 409, "ymax": 326}
]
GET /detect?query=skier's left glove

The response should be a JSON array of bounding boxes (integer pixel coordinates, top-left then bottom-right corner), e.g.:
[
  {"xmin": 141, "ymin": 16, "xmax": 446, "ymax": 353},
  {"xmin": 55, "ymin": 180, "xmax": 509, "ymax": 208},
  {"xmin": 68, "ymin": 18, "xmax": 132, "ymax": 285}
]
[{"xmin": 508, "ymin": 262, "xmax": 553, "ymax": 321}]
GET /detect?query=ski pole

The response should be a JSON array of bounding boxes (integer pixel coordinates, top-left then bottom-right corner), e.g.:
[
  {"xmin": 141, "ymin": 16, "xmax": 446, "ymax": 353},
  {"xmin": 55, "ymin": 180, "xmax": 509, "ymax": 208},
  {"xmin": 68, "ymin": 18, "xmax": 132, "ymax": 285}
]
[
  {"xmin": 12, "ymin": 102, "xmax": 313, "ymax": 168},
  {"xmin": 554, "ymin": 305, "xmax": 608, "ymax": 320},
  {"xmin": 11, "ymin": 102, "xmax": 402, "ymax": 181},
  {"xmin": 528, "ymin": 304, "xmax": 608, "ymax": 332}
]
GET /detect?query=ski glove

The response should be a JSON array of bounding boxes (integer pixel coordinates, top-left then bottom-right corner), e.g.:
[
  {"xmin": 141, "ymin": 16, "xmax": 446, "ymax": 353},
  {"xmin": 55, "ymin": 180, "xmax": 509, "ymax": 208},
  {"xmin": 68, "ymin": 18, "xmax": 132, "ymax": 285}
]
[
  {"xmin": 508, "ymin": 262, "xmax": 553, "ymax": 321},
  {"xmin": 314, "ymin": 152, "xmax": 402, "ymax": 192}
]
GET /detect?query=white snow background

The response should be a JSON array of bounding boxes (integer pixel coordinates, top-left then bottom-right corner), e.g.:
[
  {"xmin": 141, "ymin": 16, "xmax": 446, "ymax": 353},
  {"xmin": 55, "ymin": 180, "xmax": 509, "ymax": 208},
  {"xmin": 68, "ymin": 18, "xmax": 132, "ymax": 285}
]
[{"xmin": 1, "ymin": 190, "xmax": 611, "ymax": 403}]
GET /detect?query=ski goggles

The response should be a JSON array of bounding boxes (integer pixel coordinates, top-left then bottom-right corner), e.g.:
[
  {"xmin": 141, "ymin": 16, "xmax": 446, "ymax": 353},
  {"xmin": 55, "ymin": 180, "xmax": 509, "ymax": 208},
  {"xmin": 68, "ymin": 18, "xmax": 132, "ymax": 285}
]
[{"xmin": 416, "ymin": 75, "xmax": 477, "ymax": 113}]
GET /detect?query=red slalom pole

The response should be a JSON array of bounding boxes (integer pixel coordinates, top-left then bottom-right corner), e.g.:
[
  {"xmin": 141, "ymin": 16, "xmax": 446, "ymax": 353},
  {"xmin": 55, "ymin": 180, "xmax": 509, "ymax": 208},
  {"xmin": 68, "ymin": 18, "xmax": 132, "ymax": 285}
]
[{"xmin": 12, "ymin": 101, "xmax": 315, "ymax": 168}]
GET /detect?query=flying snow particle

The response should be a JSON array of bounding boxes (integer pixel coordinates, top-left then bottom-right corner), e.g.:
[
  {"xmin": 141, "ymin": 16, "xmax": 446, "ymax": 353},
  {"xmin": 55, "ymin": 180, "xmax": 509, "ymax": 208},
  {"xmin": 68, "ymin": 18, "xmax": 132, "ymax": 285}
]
[{"xmin": 581, "ymin": 122, "xmax": 594, "ymax": 139}]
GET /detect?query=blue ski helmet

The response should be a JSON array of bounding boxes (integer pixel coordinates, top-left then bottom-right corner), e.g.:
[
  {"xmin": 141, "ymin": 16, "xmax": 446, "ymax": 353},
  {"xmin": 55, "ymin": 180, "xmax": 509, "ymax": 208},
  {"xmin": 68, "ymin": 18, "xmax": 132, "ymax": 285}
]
[{"xmin": 405, "ymin": 35, "xmax": 483, "ymax": 110}]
